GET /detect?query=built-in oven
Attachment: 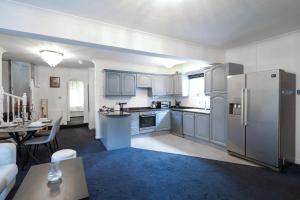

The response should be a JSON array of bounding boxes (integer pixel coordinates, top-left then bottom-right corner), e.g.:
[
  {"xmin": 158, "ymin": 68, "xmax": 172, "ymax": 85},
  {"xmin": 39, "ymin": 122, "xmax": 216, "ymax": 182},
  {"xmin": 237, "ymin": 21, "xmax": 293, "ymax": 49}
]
[{"xmin": 139, "ymin": 112, "xmax": 156, "ymax": 133}]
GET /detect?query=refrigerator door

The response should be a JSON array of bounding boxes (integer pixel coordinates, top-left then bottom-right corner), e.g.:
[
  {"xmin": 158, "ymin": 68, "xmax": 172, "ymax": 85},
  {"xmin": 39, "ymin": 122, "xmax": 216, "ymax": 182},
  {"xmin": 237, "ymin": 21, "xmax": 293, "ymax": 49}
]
[
  {"xmin": 246, "ymin": 70, "xmax": 280, "ymax": 167},
  {"xmin": 227, "ymin": 74, "xmax": 246, "ymax": 155}
]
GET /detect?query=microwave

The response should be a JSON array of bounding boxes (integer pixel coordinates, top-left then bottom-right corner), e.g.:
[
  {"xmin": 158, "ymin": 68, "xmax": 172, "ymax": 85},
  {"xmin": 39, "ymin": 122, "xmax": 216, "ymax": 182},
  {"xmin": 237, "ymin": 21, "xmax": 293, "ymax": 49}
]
[{"xmin": 161, "ymin": 101, "xmax": 171, "ymax": 108}]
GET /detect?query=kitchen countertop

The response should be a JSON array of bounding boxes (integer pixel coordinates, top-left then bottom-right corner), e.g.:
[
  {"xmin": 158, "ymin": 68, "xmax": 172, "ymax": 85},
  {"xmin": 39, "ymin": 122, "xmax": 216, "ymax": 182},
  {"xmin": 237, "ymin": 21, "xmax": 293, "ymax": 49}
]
[
  {"xmin": 124, "ymin": 107, "xmax": 210, "ymax": 114},
  {"xmin": 171, "ymin": 108, "xmax": 210, "ymax": 115},
  {"xmin": 100, "ymin": 111, "xmax": 131, "ymax": 117}
]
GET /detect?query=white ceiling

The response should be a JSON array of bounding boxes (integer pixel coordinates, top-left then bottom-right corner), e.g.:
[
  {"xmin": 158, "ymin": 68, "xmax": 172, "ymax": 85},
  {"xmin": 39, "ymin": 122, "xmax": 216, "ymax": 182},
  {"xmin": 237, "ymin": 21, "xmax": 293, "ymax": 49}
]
[
  {"xmin": 11, "ymin": 0, "xmax": 300, "ymax": 48},
  {"xmin": 0, "ymin": 34, "xmax": 206, "ymax": 68}
]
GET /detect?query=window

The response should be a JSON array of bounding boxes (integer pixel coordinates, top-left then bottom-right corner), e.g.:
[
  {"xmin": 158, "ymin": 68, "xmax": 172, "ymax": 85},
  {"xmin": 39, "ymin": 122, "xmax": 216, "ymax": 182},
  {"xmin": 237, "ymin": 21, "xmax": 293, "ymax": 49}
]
[
  {"xmin": 188, "ymin": 74, "xmax": 210, "ymax": 109},
  {"xmin": 69, "ymin": 81, "xmax": 84, "ymax": 111}
]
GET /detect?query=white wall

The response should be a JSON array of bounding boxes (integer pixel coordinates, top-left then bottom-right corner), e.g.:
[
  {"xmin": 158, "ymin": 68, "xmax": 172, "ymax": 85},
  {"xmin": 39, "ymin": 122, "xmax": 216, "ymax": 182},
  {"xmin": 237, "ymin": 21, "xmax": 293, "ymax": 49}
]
[
  {"xmin": 226, "ymin": 29, "xmax": 300, "ymax": 164},
  {"xmin": 34, "ymin": 65, "xmax": 91, "ymax": 125}
]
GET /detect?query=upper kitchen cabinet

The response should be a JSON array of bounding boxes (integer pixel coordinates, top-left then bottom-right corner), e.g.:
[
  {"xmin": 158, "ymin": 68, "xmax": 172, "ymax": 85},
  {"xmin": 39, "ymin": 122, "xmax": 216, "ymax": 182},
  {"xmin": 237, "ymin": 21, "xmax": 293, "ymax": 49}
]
[
  {"xmin": 173, "ymin": 74, "xmax": 189, "ymax": 96},
  {"xmin": 137, "ymin": 74, "xmax": 152, "ymax": 88},
  {"xmin": 208, "ymin": 63, "xmax": 244, "ymax": 94},
  {"xmin": 105, "ymin": 71, "xmax": 122, "ymax": 96},
  {"xmin": 122, "ymin": 73, "xmax": 136, "ymax": 96},
  {"xmin": 105, "ymin": 70, "xmax": 136, "ymax": 96},
  {"xmin": 151, "ymin": 75, "xmax": 173, "ymax": 96}
]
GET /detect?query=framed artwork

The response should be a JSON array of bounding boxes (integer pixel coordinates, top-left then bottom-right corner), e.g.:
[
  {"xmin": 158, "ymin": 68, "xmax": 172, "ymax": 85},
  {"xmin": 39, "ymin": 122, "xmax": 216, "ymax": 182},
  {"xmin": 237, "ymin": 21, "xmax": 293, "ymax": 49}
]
[{"xmin": 50, "ymin": 76, "xmax": 60, "ymax": 88}]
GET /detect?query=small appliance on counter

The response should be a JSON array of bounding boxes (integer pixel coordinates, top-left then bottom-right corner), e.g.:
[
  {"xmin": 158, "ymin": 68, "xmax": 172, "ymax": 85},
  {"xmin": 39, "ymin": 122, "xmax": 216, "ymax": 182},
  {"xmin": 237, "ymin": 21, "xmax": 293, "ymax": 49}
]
[
  {"xmin": 116, "ymin": 102, "xmax": 127, "ymax": 112},
  {"xmin": 151, "ymin": 101, "xmax": 161, "ymax": 109},
  {"xmin": 175, "ymin": 99, "xmax": 181, "ymax": 108},
  {"xmin": 161, "ymin": 101, "xmax": 171, "ymax": 108}
]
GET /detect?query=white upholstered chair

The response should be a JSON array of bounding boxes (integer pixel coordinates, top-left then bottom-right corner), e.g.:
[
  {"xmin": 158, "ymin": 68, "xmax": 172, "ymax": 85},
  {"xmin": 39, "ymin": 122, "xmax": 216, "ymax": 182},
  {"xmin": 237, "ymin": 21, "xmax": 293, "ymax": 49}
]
[{"xmin": 0, "ymin": 143, "xmax": 18, "ymax": 200}]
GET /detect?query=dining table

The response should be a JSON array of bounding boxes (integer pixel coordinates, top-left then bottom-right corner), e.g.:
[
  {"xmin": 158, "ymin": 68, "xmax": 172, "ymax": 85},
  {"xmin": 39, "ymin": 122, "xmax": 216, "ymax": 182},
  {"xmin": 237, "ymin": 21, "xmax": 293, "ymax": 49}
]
[{"xmin": 0, "ymin": 121, "xmax": 53, "ymax": 147}]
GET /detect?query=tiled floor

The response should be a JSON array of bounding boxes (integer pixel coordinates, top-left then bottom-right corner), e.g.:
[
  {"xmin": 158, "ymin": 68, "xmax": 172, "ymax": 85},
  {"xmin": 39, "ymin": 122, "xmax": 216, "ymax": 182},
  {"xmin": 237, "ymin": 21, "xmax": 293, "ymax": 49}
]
[{"xmin": 132, "ymin": 133, "xmax": 257, "ymax": 166}]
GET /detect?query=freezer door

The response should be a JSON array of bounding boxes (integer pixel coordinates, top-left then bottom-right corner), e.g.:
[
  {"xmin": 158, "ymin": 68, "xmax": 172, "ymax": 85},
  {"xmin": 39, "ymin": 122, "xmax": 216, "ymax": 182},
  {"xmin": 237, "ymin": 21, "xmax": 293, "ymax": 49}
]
[
  {"xmin": 227, "ymin": 74, "xmax": 246, "ymax": 155},
  {"xmin": 246, "ymin": 70, "xmax": 280, "ymax": 167}
]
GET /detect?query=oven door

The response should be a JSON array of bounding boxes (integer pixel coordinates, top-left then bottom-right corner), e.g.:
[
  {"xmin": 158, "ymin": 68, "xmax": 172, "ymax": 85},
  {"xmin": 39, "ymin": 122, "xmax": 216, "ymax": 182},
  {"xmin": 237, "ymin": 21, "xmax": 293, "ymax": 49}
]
[{"xmin": 139, "ymin": 114, "xmax": 156, "ymax": 130}]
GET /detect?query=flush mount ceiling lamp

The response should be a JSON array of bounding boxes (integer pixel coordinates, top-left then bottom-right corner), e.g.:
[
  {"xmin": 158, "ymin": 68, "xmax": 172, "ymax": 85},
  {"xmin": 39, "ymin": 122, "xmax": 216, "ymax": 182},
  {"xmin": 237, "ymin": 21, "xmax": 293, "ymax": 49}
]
[{"xmin": 40, "ymin": 50, "xmax": 64, "ymax": 67}]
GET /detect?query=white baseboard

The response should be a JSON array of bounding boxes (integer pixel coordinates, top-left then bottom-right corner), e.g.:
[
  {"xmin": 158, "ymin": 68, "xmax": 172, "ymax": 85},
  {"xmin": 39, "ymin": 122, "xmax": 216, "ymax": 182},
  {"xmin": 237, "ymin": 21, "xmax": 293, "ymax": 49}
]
[{"xmin": 295, "ymin": 158, "xmax": 300, "ymax": 165}]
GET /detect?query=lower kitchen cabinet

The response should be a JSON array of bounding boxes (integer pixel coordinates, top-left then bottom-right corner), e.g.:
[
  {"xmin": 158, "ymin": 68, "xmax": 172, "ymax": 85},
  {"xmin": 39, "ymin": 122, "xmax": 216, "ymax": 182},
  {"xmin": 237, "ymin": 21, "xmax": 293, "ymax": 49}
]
[
  {"xmin": 195, "ymin": 113, "xmax": 210, "ymax": 141},
  {"xmin": 210, "ymin": 93, "xmax": 227, "ymax": 146},
  {"xmin": 171, "ymin": 111, "xmax": 182, "ymax": 135},
  {"xmin": 131, "ymin": 112, "xmax": 139, "ymax": 135},
  {"xmin": 156, "ymin": 110, "xmax": 171, "ymax": 131},
  {"xmin": 183, "ymin": 112, "xmax": 195, "ymax": 137}
]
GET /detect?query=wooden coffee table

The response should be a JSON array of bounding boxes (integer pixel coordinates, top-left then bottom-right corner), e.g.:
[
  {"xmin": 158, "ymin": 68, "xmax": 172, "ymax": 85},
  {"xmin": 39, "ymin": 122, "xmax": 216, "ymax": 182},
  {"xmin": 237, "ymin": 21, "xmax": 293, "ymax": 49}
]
[{"xmin": 13, "ymin": 158, "xmax": 89, "ymax": 200}]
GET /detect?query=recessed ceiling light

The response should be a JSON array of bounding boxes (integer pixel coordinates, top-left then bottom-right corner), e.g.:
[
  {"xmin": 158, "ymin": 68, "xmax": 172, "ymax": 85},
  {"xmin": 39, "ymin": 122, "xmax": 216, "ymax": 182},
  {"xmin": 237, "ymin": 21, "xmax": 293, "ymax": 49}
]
[{"xmin": 40, "ymin": 50, "xmax": 64, "ymax": 67}]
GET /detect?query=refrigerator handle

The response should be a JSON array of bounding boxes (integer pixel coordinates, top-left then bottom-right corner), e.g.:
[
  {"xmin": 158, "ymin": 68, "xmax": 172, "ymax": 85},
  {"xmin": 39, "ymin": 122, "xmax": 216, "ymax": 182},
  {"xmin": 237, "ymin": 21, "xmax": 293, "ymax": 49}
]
[
  {"xmin": 241, "ymin": 88, "xmax": 244, "ymax": 126},
  {"xmin": 244, "ymin": 88, "xmax": 248, "ymax": 126}
]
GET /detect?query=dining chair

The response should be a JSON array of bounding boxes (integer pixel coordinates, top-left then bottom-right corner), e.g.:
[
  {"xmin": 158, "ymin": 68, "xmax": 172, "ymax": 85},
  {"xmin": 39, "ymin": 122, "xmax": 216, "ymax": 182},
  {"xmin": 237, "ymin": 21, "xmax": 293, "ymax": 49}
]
[
  {"xmin": 34, "ymin": 122, "xmax": 60, "ymax": 151},
  {"xmin": 22, "ymin": 117, "xmax": 62, "ymax": 167}
]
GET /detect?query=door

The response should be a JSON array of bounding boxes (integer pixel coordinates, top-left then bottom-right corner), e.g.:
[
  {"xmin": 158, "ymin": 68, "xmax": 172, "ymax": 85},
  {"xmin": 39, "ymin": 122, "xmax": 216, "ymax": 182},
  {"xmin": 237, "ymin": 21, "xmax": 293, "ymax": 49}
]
[
  {"xmin": 183, "ymin": 112, "xmax": 195, "ymax": 136},
  {"xmin": 246, "ymin": 70, "xmax": 280, "ymax": 167},
  {"xmin": 156, "ymin": 110, "xmax": 171, "ymax": 131},
  {"xmin": 105, "ymin": 72, "xmax": 121, "ymax": 96},
  {"xmin": 210, "ymin": 93, "xmax": 227, "ymax": 146},
  {"xmin": 122, "ymin": 73, "xmax": 136, "ymax": 96},
  {"xmin": 195, "ymin": 114, "xmax": 210, "ymax": 141},
  {"xmin": 227, "ymin": 74, "xmax": 246, "ymax": 155},
  {"xmin": 171, "ymin": 111, "xmax": 182, "ymax": 134},
  {"xmin": 211, "ymin": 65, "xmax": 226, "ymax": 93}
]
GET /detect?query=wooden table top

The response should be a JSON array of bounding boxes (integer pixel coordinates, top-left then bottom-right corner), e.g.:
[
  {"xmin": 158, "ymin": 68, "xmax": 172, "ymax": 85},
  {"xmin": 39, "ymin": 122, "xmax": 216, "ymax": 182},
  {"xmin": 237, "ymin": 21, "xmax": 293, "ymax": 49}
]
[{"xmin": 13, "ymin": 158, "xmax": 89, "ymax": 200}]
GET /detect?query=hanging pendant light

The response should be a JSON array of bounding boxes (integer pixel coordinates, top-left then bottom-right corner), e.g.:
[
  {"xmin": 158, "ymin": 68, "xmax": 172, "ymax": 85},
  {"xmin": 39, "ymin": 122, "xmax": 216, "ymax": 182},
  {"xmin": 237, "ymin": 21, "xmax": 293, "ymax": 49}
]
[{"xmin": 40, "ymin": 50, "xmax": 64, "ymax": 67}]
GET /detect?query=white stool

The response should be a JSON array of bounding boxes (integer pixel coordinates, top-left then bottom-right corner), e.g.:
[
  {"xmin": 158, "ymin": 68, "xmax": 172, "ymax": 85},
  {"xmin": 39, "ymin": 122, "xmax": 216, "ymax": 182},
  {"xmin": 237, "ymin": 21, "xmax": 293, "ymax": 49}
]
[{"xmin": 51, "ymin": 149, "xmax": 77, "ymax": 162}]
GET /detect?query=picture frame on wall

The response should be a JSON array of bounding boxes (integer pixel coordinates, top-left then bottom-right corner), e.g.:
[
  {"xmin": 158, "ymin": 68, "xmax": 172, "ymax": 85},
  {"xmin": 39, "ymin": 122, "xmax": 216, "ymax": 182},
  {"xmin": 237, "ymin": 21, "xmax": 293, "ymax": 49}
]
[{"xmin": 50, "ymin": 76, "xmax": 60, "ymax": 88}]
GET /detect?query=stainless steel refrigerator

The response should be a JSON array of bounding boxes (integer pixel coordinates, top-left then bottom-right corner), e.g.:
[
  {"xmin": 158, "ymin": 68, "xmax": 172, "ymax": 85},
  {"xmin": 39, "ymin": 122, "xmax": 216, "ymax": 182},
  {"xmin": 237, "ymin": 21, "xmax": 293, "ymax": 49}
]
[{"xmin": 227, "ymin": 69, "xmax": 295, "ymax": 169}]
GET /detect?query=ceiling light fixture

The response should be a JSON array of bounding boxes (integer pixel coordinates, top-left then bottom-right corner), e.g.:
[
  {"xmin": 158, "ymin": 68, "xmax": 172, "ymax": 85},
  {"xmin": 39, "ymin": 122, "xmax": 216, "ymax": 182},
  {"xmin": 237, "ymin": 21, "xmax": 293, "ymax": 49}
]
[{"xmin": 40, "ymin": 50, "xmax": 64, "ymax": 67}]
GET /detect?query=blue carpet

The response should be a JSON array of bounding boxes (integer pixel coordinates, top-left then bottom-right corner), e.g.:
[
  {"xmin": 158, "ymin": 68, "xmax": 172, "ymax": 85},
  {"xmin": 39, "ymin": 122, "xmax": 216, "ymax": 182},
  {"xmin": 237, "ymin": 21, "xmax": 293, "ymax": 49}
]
[
  {"xmin": 8, "ymin": 127, "xmax": 300, "ymax": 200},
  {"xmin": 83, "ymin": 148, "xmax": 300, "ymax": 200}
]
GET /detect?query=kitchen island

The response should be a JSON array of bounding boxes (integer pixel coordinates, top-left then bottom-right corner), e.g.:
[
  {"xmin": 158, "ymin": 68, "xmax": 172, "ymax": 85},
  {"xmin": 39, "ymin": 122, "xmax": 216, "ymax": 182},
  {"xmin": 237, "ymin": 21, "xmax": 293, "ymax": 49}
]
[{"xmin": 100, "ymin": 111, "xmax": 131, "ymax": 150}]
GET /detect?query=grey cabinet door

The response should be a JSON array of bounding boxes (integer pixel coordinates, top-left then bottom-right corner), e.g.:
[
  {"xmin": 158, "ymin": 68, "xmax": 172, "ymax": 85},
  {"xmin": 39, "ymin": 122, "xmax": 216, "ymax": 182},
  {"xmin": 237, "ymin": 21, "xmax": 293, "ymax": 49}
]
[
  {"xmin": 105, "ymin": 72, "xmax": 122, "ymax": 96},
  {"xmin": 152, "ymin": 76, "xmax": 166, "ymax": 96},
  {"xmin": 195, "ymin": 114, "xmax": 210, "ymax": 141},
  {"xmin": 156, "ymin": 110, "xmax": 171, "ymax": 131},
  {"xmin": 122, "ymin": 73, "xmax": 136, "ymax": 96},
  {"xmin": 171, "ymin": 111, "xmax": 182, "ymax": 134},
  {"xmin": 166, "ymin": 76, "xmax": 174, "ymax": 95},
  {"xmin": 204, "ymin": 69, "xmax": 212, "ymax": 95},
  {"xmin": 183, "ymin": 112, "xmax": 195, "ymax": 136},
  {"xmin": 131, "ymin": 112, "xmax": 140, "ymax": 135},
  {"xmin": 137, "ymin": 74, "xmax": 152, "ymax": 88},
  {"xmin": 211, "ymin": 65, "xmax": 226, "ymax": 93},
  {"xmin": 210, "ymin": 93, "xmax": 227, "ymax": 146}
]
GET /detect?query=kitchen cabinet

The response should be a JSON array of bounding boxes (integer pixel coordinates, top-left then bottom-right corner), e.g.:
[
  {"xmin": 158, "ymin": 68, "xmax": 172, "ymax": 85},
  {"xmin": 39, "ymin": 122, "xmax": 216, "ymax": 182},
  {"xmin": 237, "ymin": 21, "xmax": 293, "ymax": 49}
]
[
  {"xmin": 173, "ymin": 74, "xmax": 189, "ymax": 96},
  {"xmin": 122, "ymin": 73, "xmax": 136, "ymax": 96},
  {"xmin": 210, "ymin": 63, "xmax": 244, "ymax": 93},
  {"xmin": 105, "ymin": 71, "xmax": 122, "ymax": 96},
  {"xmin": 137, "ymin": 74, "xmax": 152, "ymax": 88},
  {"xmin": 195, "ymin": 113, "xmax": 210, "ymax": 141},
  {"xmin": 204, "ymin": 69, "xmax": 212, "ymax": 95},
  {"xmin": 171, "ymin": 111, "xmax": 182, "ymax": 135},
  {"xmin": 210, "ymin": 93, "xmax": 227, "ymax": 146},
  {"xmin": 131, "ymin": 112, "xmax": 140, "ymax": 135},
  {"xmin": 151, "ymin": 75, "xmax": 172, "ymax": 96},
  {"xmin": 166, "ymin": 76, "xmax": 174, "ymax": 95},
  {"xmin": 211, "ymin": 65, "xmax": 227, "ymax": 93},
  {"xmin": 156, "ymin": 110, "xmax": 171, "ymax": 131},
  {"xmin": 183, "ymin": 112, "xmax": 195, "ymax": 136},
  {"xmin": 105, "ymin": 71, "xmax": 136, "ymax": 96}
]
